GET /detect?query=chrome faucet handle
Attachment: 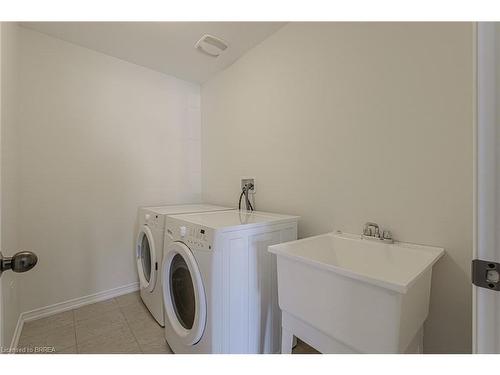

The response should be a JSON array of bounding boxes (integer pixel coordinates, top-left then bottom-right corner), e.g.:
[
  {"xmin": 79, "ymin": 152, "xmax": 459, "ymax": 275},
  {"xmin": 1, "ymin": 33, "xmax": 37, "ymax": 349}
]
[
  {"xmin": 363, "ymin": 222, "xmax": 379, "ymax": 235},
  {"xmin": 382, "ymin": 230, "xmax": 393, "ymax": 241}
]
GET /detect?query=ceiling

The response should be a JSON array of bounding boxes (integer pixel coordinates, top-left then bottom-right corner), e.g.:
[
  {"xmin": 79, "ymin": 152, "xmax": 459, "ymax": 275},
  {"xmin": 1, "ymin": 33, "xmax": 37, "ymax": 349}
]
[{"xmin": 20, "ymin": 22, "xmax": 286, "ymax": 83}]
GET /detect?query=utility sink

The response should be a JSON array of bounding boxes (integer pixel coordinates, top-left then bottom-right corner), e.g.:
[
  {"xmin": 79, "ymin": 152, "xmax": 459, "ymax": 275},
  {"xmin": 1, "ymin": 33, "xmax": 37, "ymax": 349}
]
[{"xmin": 268, "ymin": 231, "xmax": 444, "ymax": 354}]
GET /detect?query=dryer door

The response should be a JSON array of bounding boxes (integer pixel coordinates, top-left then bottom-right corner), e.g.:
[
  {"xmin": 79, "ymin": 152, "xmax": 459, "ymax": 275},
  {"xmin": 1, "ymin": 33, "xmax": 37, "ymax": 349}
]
[
  {"xmin": 136, "ymin": 225, "xmax": 157, "ymax": 292},
  {"xmin": 163, "ymin": 241, "xmax": 206, "ymax": 346}
]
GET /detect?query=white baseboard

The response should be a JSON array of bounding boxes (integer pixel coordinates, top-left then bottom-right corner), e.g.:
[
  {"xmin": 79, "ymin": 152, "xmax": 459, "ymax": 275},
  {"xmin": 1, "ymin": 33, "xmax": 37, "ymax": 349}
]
[
  {"xmin": 9, "ymin": 314, "xmax": 24, "ymax": 352},
  {"xmin": 9, "ymin": 282, "xmax": 139, "ymax": 351}
]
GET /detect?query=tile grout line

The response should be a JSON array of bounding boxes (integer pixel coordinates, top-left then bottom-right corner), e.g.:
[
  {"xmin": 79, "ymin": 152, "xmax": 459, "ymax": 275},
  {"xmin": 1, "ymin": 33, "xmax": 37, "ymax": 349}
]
[
  {"xmin": 116, "ymin": 297, "xmax": 145, "ymax": 354},
  {"xmin": 73, "ymin": 301, "xmax": 126, "ymax": 353},
  {"xmin": 74, "ymin": 301, "xmax": 131, "ymax": 353}
]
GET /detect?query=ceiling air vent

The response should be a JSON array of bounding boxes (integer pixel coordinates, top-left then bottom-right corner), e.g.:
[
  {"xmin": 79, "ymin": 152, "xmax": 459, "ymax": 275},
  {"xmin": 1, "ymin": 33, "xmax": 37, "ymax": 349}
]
[{"xmin": 194, "ymin": 34, "xmax": 228, "ymax": 58}]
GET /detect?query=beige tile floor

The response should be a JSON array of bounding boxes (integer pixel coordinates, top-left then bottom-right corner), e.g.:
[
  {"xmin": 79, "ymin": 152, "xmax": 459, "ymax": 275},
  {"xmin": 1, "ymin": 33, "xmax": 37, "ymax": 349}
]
[
  {"xmin": 17, "ymin": 291, "xmax": 169, "ymax": 354},
  {"xmin": 16, "ymin": 291, "xmax": 318, "ymax": 354}
]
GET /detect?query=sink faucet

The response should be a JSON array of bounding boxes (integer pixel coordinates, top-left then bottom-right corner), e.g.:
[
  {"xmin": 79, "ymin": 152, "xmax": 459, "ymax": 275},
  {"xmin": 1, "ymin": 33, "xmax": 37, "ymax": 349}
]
[
  {"xmin": 363, "ymin": 222, "xmax": 379, "ymax": 236},
  {"xmin": 362, "ymin": 222, "xmax": 393, "ymax": 243}
]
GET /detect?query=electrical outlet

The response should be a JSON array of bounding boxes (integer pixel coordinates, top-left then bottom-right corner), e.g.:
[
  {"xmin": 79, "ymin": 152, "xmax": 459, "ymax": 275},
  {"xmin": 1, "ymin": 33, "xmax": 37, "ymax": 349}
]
[{"xmin": 241, "ymin": 178, "xmax": 255, "ymax": 193}]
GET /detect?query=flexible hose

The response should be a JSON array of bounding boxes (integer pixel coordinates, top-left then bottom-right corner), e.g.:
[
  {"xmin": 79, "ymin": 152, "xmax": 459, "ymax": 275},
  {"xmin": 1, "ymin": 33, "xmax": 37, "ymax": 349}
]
[
  {"xmin": 244, "ymin": 185, "xmax": 254, "ymax": 211},
  {"xmin": 238, "ymin": 185, "xmax": 254, "ymax": 211},
  {"xmin": 238, "ymin": 190, "xmax": 245, "ymax": 210}
]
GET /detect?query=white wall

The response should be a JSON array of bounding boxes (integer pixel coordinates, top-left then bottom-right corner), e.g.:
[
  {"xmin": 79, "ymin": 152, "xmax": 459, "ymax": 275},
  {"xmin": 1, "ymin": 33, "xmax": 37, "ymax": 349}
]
[
  {"xmin": 11, "ymin": 26, "xmax": 201, "ymax": 314},
  {"xmin": 201, "ymin": 23, "xmax": 474, "ymax": 353},
  {"xmin": 1, "ymin": 22, "xmax": 21, "ymax": 348}
]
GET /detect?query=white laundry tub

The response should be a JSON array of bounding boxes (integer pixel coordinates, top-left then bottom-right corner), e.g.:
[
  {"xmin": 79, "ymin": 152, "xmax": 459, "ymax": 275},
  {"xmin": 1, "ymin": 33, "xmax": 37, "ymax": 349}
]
[{"xmin": 268, "ymin": 232, "xmax": 444, "ymax": 354}]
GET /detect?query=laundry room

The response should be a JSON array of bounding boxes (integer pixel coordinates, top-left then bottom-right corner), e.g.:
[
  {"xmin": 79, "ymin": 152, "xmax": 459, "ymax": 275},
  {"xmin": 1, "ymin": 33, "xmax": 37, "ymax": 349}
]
[{"xmin": 0, "ymin": 2, "xmax": 497, "ymax": 370}]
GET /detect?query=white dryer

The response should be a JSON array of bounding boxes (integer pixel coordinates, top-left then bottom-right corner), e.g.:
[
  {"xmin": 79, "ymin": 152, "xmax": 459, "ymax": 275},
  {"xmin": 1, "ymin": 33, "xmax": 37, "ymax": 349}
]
[
  {"xmin": 136, "ymin": 204, "xmax": 233, "ymax": 326},
  {"xmin": 162, "ymin": 210, "xmax": 299, "ymax": 353}
]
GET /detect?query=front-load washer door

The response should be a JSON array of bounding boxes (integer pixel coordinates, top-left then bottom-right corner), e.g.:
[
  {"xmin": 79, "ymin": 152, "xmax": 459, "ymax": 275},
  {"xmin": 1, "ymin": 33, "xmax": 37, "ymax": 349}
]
[
  {"xmin": 136, "ymin": 225, "xmax": 157, "ymax": 292},
  {"xmin": 163, "ymin": 241, "xmax": 206, "ymax": 346}
]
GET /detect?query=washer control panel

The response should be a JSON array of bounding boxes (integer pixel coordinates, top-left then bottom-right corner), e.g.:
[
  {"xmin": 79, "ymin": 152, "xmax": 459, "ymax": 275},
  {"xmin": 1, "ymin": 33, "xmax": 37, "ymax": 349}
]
[{"xmin": 182, "ymin": 225, "xmax": 212, "ymax": 251}]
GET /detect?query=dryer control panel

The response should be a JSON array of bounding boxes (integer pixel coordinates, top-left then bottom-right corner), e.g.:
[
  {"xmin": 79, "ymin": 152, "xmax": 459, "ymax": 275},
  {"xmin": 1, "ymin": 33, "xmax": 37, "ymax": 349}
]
[{"xmin": 144, "ymin": 213, "xmax": 165, "ymax": 230}]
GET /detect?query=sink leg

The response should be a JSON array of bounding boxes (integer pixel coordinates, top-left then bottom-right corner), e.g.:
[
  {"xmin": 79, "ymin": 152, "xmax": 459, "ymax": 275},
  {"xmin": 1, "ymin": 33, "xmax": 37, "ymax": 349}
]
[{"xmin": 281, "ymin": 328, "xmax": 294, "ymax": 354}]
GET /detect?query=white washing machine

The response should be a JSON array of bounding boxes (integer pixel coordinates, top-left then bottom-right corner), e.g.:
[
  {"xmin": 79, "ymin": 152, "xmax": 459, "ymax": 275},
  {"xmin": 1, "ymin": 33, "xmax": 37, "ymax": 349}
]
[
  {"xmin": 162, "ymin": 210, "xmax": 299, "ymax": 353},
  {"xmin": 136, "ymin": 204, "xmax": 233, "ymax": 326}
]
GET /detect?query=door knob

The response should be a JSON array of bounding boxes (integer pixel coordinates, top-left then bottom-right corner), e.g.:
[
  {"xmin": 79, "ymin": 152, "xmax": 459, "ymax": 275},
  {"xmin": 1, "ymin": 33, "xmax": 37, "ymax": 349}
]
[{"xmin": 0, "ymin": 251, "xmax": 38, "ymax": 276}]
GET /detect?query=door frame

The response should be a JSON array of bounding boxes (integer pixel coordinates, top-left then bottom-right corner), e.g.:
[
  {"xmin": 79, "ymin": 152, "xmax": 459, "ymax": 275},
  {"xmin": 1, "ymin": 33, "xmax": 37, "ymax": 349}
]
[
  {"xmin": 474, "ymin": 22, "xmax": 500, "ymax": 354},
  {"xmin": 0, "ymin": 22, "xmax": 3, "ymax": 350}
]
